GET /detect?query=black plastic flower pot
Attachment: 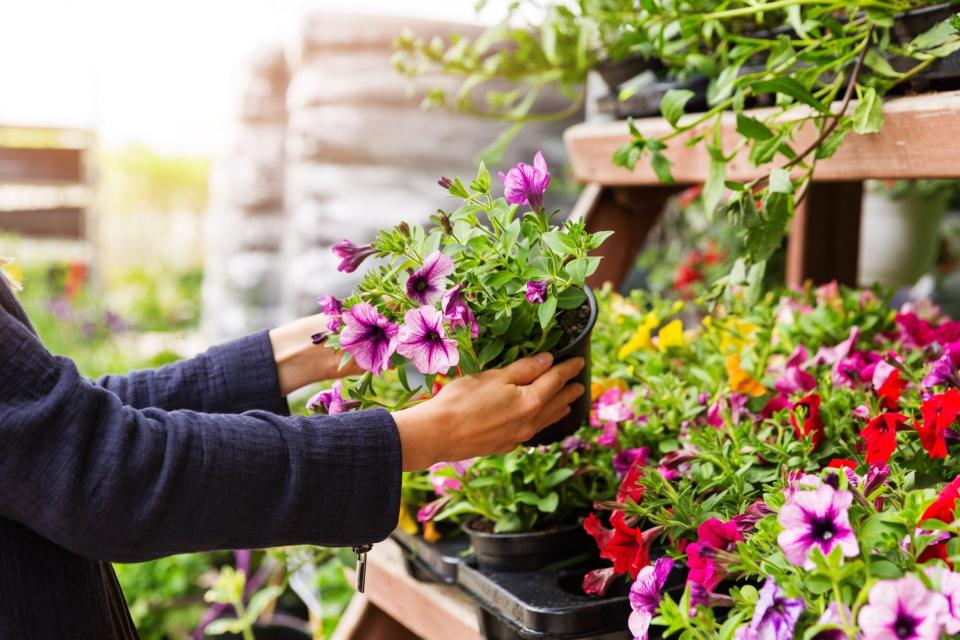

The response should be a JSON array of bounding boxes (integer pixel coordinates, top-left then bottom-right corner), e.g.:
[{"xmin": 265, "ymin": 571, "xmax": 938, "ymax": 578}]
[
  {"xmin": 593, "ymin": 55, "xmax": 663, "ymax": 91},
  {"xmin": 890, "ymin": 3, "xmax": 960, "ymax": 91},
  {"xmin": 526, "ymin": 285, "xmax": 598, "ymax": 447},
  {"xmin": 390, "ymin": 528, "xmax": 470, "ymax": 585},
  {"xmin": 463, "ymin": 521, "xmax": 595, "ymax": 573}
]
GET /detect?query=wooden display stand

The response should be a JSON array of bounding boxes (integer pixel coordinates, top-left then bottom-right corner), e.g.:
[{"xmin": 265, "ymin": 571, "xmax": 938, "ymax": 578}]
[{"xmin": 564, "ymin": 90, "xmax": 960, "ymax": 289}]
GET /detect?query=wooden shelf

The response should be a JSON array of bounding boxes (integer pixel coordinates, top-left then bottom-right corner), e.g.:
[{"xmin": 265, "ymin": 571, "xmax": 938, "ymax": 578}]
[{"xmin": 565, "ymin": 90, "xmax": 960, "ymax": 185}]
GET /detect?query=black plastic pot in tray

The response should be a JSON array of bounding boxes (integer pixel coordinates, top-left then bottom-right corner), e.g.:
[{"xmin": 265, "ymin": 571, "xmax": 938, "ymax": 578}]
[
  {"xmin": 459, "ymin": 559, "xmax": 632, "ymax": 640},
  {"xmin": 595, "ymin": 76, "xmax": 710, "ymax": 119},
  {"xmin": 526, "ymin": 285, "xmax": 598, "ymax": 446},
  {"xmin": 891, "ymin": 2, "xmax": 960, "ymax": 90},
  {"xmin": 391, "ymin": 528, "xmax": 469, "ymax": 584},
  {"xmin": 464, "ymin": 521, "xmax": 596, "ymax": 573}
]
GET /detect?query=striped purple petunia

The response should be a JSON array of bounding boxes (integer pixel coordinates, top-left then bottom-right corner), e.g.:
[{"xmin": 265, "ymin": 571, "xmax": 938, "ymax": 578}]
[
  {"xmin": 406, "ymin": 251, "xmax": 454, "ymax": 305},
  {"xmin": 498, "ymin": 150, "xmax": 551, "ymax": 211},
  {"xmin": 777, "ymin": 483, "xmax": 859, "ymax": 569},
  {"xmin": 859, "ymin": 576, "xmax": 947, "ymax": 640},
  {"xmin": 332, "ymin": 239, "xmax": 377, "ymax": 273},
  {"xmin": 338, "ymin": 303, "xmax": 398, "ymax": 375},
  {"xmin": 397, "ymin": 306, "xmax": 460, "ymax": 375},
  {"xmin": 734, "ymin": 578, "xmax": 804, "ymax": 640},
  {"xmin": 628, "ymin": 557, "xmax": 673, "ymax": 640}
]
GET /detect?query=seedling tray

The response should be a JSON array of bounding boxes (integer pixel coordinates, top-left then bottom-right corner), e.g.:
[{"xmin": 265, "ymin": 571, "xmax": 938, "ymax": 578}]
[
  {"xmin": 458, "ymin": 558, "xmax": 636, "ymax": 640},
  {"xmin": 391, "ymin": 528, "xmax": 469, "ymax": 585}
]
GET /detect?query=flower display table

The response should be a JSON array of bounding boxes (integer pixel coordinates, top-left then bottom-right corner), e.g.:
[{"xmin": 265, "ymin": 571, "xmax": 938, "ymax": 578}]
[
  {"xmin": 336, "ymin": 539, "xmax": 481, "ymax": 640},
  {"xmin": 565, "ymin": 90, "xmax": 960, "ymax": 289}
]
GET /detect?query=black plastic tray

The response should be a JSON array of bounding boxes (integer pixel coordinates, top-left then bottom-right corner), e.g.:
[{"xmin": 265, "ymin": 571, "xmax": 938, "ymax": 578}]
[
  {"xmin": 458, "ymin": 559, "xmax": 637, "ymax": 640},
  {"xmin": 391, "ymin": 528, "xmax": 470, "ymax": 584}
]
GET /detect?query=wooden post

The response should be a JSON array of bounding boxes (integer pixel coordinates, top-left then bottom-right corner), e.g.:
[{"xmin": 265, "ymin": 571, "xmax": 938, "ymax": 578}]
[
  {"xmin": 582, "ymin": 185, "xmax": 679, "ymax": 290},
  {"xmin": 786, "ymin": 181, "xmax": 863, "ymax": 288}
]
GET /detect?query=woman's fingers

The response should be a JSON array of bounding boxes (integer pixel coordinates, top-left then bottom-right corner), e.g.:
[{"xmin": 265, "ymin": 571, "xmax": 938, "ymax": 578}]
[
  {"xmin": 524, "ymin": 358, "xmax": 585, "ymax": 406},
  {"xmin": 499, "ymin": 352, "xmax": 555, "ymax": 385}
]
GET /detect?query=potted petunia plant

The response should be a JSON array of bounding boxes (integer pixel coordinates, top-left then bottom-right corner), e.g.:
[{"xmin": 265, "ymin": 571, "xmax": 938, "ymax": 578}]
[{"xmin": 311, "ymin": 151, "xmax": 610, "ymax": 445}]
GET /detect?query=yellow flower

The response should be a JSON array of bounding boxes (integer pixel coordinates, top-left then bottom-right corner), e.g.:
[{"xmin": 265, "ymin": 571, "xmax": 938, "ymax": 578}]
[
  {"xmin": 592, "ymin": 379, "xmax": 627, "ymax": 401},
  {"xmin": 725, "ymin": 355, "xmax": 767, "ymax": 397},
  {"xmin": 618, "ymin": 312, "xmax": 659, "ymax": 359},
  {"xmin": 397, "ymin": 501, "xmax": 419, "ymax": 535},
  {"xmin": 719, "ymin": 319, "xmax": 760, "ymax": 354},
  {"xmin": 423, "ymin": 521, "xmax": 441, "ymax": 543},
  {"xmin": 0, "ymin": 258, "xmax": 23, "ymax": 292},
  {"xmin": 657, "ymin": 319, "xmax": 686, "ymax": 352}
]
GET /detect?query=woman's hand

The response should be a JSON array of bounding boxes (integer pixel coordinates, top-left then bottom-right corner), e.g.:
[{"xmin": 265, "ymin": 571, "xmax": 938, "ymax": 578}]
[
  {"xmin": 269, "ymin": 314, "xmax": 362, "ymax": 396},
  {"xmin": 392, "ymin": 353, "xmax": 585, "ymax": 471}
]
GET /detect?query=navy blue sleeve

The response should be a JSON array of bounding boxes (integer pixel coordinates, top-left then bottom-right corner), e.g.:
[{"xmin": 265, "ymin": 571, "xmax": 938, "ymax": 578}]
[
  {"xmin": 0, "ymin": 307, "xmax": 402, "ymax": 562},
  {"xmin": 95, "ymin": 331, "xmax": 289, "ymax": 415}
]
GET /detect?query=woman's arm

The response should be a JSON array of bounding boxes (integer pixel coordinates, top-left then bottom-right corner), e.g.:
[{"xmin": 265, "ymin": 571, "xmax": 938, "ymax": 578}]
[
  {"xmin": 95, "ymin": 313, "xmax": 356, "ymax": 413},
  {"xmin": 0, "ymin": 306, "xmax": 583, "ymax": 563}
]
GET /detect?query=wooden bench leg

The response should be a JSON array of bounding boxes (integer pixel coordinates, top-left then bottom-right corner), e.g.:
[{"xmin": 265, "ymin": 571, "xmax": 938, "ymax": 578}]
[
  {"xmin": 332, "ymin": 595, "xmax": 420, "ymax": 640},
  {"xmin": 786, "ymin": 181, "xmax": 863, "ymax": 288},
  {"xmin": 582, "ymin": 185, "xmax": 679, "ymax": 290}
]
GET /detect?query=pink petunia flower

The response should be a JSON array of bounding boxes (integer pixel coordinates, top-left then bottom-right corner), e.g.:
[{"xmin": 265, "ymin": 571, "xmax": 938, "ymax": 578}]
[
  {"xmin": 775, "ymin": 345, "xmax": 816, "ymax": 396},
  {"xmin": 525, "ymin": 280, "xmax": 548, "ymax": 304},
  {"xmin": 925, "ymin": 566, "xmax": 960, "ymax": 634},
  {"xmin": 306, "ymin": 381, "xmax": 346, "ymax": 414},
  {"xmin": 339, "ymin": 303, "xmax": 398, "ymax": 375},
  {"xmin": 397, "ymin": 306, "xmax": 460, "ymax": 375},
  {"xmin": 777, "ymin": 484, "xmax": 859, "ymax": 569},
  {"xmin": 406, "ymin": 251, "xmax": 454, "ymax": 305},
  {"xmin": 499, "ymin": 150, "xmax": 551, "ymax": 210},
  {"xmin": 332, "ymin": 239, "xmax": 376, "ymax": 273},
  {"xmin": 628, "ymin": 558, "xmax": 673, "ymax": 640},
  {"xmin": 858, "ymin": 576, "xmax": 947, "ymax": 640},
  {"xmin": 441, "ymin": 284, "xmax": 479, "ymax": 339},
  {"xmin": 318, "ymin": 294, "xmax": 344, "ymax": 331}
]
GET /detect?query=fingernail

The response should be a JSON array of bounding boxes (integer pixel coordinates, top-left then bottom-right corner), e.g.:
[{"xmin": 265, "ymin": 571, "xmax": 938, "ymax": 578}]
[{"xmin": 535, "ymin": 352, "xmax": 553, "ymax": 366}]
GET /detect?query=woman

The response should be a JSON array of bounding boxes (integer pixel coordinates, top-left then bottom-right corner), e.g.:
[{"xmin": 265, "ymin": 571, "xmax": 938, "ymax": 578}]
[{"xmin": 0, "ymin": 270, "xmax": 584, "ymax": 638}]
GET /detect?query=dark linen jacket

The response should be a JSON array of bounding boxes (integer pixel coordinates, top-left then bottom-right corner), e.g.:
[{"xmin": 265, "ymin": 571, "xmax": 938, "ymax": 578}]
[{"xmin": 0, "ymin": 278, "xmax": 401, "ymax": 638}]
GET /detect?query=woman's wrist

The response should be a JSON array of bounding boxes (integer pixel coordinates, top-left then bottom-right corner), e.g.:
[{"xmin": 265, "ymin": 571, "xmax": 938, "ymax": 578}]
[
  {"xmin": 269, "ymin": 314, "xmax": 344, "ymax": 396},
  {"xmin": 392, "ymin": 401, "xmax": 444, "ymax": 472}
]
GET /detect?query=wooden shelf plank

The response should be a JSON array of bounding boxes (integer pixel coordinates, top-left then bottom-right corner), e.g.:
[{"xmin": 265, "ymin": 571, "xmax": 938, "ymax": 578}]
[
  {"xmin": 347, "ymin": 539, "xmax": 482, "ymax": 640},
  {"xmin": 565, "ymin": 90, "xmax": 960, "ymax": 185}
]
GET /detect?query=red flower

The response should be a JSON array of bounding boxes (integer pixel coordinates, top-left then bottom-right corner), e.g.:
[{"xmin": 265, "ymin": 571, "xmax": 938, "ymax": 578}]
[
  {"xmin": 827, "ymin": 458, "xmax": 858, "ymax": 470},
  {"xmin": 674, "ymin": 263, "xmax": 704, "ymax": 292},
  {"xmin": 678, "ymin": 185, "xmax": 703, "ymax": 208},
  {"xmin": 876, "ymin": 369, "xmax": 907, "ymax": 410},
  {"xmin": 922, "ymin": 476, "xmax": 960, "ymax": 525},
  {"xmin": 583, "ymin": 513, "xmax": 612, "ymax": 548},
  {"xmin": 916, "ymin": 390, "xmax": 960, "ymax": 459},
  {"xmin": 617, "ymin": 460, "xmax": 645, "ymax": 504},
  {"xmin": 790, "ymin": 394, "xmax": 824, "ymax": 449},
  {"xmin": 584, "ymin": 512, "xmax": 658, "ymax": 579},
  {"xmin": 582, "ymin": 567, "xmax": 618, "ymax": 596},
  {"xmin": 859, "ymin": 413, "xmax": 908, "ymax": 465}
]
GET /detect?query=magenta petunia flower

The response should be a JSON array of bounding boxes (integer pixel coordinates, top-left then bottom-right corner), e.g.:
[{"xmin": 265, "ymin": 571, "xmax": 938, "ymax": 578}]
[
  {"xmin": 924, "ymin": 341, "xmax": 960, "ymax": 388},
  {"xmin": 318, "ymin": 294, "xmax": 344, "ymax": 332},
  {"xmin": 442, "ymin": 284, "xmax": 479, "ymax": 339},
  {"xmin": 397, "ymin": 306, "xmax": 460, "ymax": 375},
  {"xmin": 306, "ymin": 381, "xmax": 346, "ymax": 414},
  {"xmin": 338, "ymin": 303, "xmax": 399, "ymax": 376},
  {"xmin": 775, "ymin": 345, "xmax": 816, "ymax": 396},
  {"xmin": 862, "ymin": 462, "xmax": 891, "ymax": 498},
  {"xmin": 734, "ymin": 578, "xmax": 804, "ymax": 640},
  {"xmin": 859, "ymin": 576, "xmax": 947, "ymax": 640},
  {"xmin": 405, "ymin": 251, "xmax": 454, "ymax": 305},
  {"xmin": 332, "ymin": 239, "xmax": 377, "ymax": 273},
  {"xmin": 614, "ymin": 448, "xmax": 650, "ymax": 477},
  {"xmin": 778, "ymin": 483, "xmax": 859, "ymax": 569},
  {"xmin": 498, "ymin": 150, "xmax": 551, "ymax": 210},
  {"xmin": 628, "ymin": 557, "xmax": 673, "ymax": 640},
  {"xmin": 526, "ymin": 280, "xmax": 548, "ymax": 304}
]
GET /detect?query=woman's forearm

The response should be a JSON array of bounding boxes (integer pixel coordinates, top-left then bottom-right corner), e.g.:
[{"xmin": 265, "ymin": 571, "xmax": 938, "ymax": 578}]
[{"xmin": 269, "ymin": 313, "xmax": 360, "ymax": 396}]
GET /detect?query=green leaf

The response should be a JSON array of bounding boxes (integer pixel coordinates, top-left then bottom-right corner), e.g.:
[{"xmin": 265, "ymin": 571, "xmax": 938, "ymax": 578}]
[
  {"xmin": 651, "ymin": 151, "xmax": 675, "ymax": 185},
  {"xmin": 709, "ymin": 65, "xmax": 740, "ymax": 105},
  {"xmin": 815, "ymin": 123, "xmax": 851, "ymax": 159},
  {"xmin": 542, "ymin": 230, "xmax": 578, "ymax": 255},
  {"xmin": 397, "ymin": 364, "xmax": 411, "ymax": 392},
  {"xmin": 246, "ymin": 586, "xmax": 284, "ymax": 622},
  {"xmin": 864, "ymin": 48, "xmax": 900, "ymax": 78},
  {"xmin": 477, "ymin": 338, "xmax": 505, "ymax": 367},
  {"xmin": 768, "ymin": 168, "xmax": 794, "ymax": 194},
  {"xmin": 494, "ymin": 513, "xmax": 523, "ymax": 533},
  {"xmin": 538, "ymin": 492, "xmax": 559, "ymax": 513},
  {"xmin": 752, "ymin": 77, "xmax": 828, "ymax": 113},
  {"xmin": 472, "ymin": 161, "xmax": 491, "ymax": 193},
  {"xmin": 852, "ymin": 86, "xmax": 884, "ymax": 134},
  {"xmin": 911, "ymin": 17, "xmax": 959, "ymax": 51},
  {"xmin": 746, "ymin": 192, "xmax": 792, "ymax": 262},
  {"xmin": 545, "ymin": 468, "xmax": 575, "ymax": 488},
  {"xmin": 205, "ymin": 618, "xmax": 245, "ymax": 636},
  {"xmin": 660, "ymin": 89, "xmax": 695, "ymax": 127},
  {"xmin": 478, "ymin": 123, "xmax": 524, "ymax": 166},
  {"xmin": 556, "ymin": 286, "xmax": 587, "ymax": 309},
  {"xmin": 736, "ymin": 113, "xmax": 774, "ymax": 141},
  {"xmin": 565, "ymin": 257, "xmax": 591, "ymax": 283},
  {"xmin": 538, "ymin": 295, "xmax": 558, "ymax": 329},
  {"xmin": 870, "ymin": 559, "xmax": 903, "ymax": 579}
]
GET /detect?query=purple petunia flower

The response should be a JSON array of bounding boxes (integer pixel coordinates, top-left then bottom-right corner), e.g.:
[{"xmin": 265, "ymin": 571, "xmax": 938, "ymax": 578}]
[
  {"xmin": 628, "ymin": 557, "xmax": 673, "ymax": 640},
  {"xmin": 526, "ymin": 280, "xmax": 548, "ymax": 304},
  {"xmin": 777, "ymin": 483, "xmax": 859, "ymax": 569},
  {"xmin": 926, "ymin": 566, "xmax": 960, "ymax": 635},
  {"xmin": 614, "ymin": 448, "xmax": 650, "ymax": 477},
  {"xmin": 923, "ymin": 341, "xmax": 960, "ymax": 388},
  {"xmin": 810, "ymin": 602, "xmax": 852, "ymax": 640},
  {"xmin": 775, "ymin": 345, "xmax": 816, "ymax": 396},
  {"xmin": 338, "ymin": 303, "xmax": 399, "ymax": 376},
  {"xmin": 859, "ymin": 576, "xmax": 947, "ymax": 640},
  {"xmin": 562, "ymin": 436, "xmax": 590, "ymax": 453},
  {"xmin": 442, "ymin": 284, "xmax": 479, "ymax": 339},
  {"xmin": 406, "ymin": 251, "xmax": 454, "ymax": 305},
  {"xmin": 307, "ymin": 381, "xmax": 346, "ymax": 415},
  {"xmin": 862, "ymin": 462, "xmax": 891, "ymax": 497},
  {"xmin": 332, "ymin": 239, "xmax": 377, "ymax": 273},
  {"xmin": 498, "ymin": 150, "xmax": 551, "ymax": 210},
  {"xmin": 397, "ymin": 306, "xmax": 460, "ymax": 375},
  {"xmin": 734, "ymin": 578, "xmax": 804, "ymax": 640},
  {"xmin": 318, "ymin": 294, "xmax": 344, "ymax": 332}
]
